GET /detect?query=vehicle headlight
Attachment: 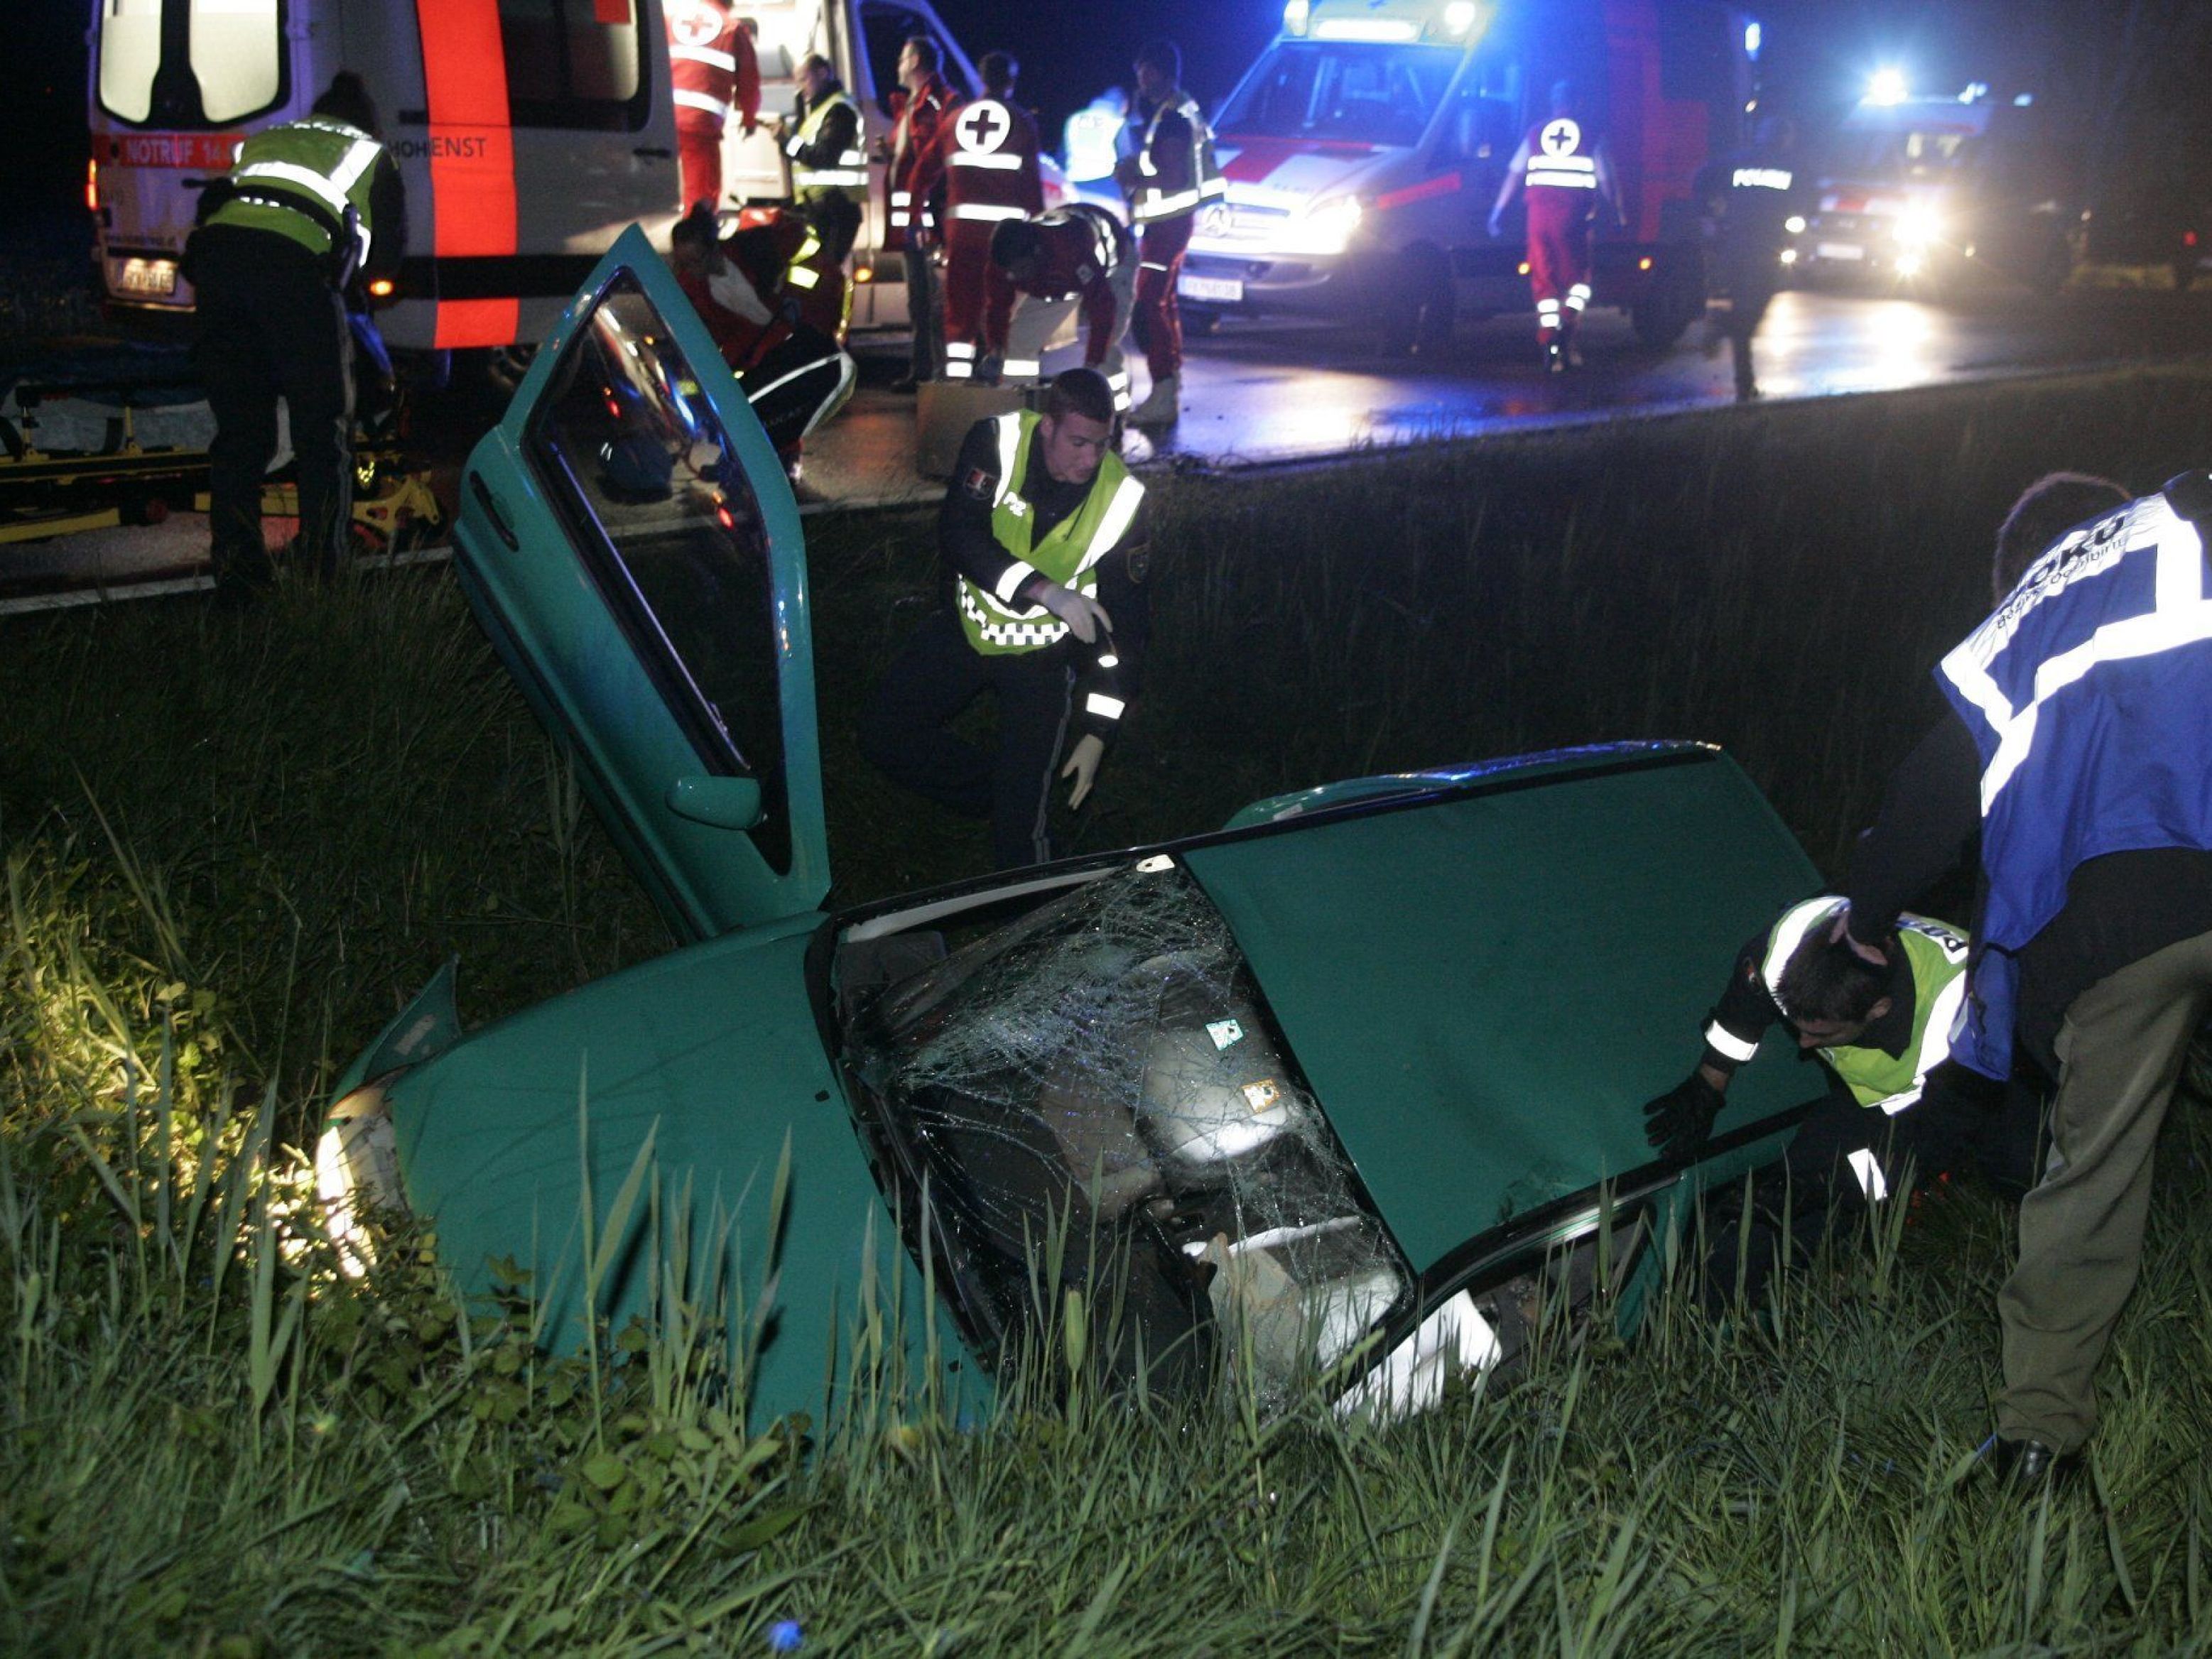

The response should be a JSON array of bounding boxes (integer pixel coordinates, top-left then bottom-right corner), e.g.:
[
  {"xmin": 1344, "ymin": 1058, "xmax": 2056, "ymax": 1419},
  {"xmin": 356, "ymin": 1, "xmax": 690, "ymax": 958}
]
[
  {"xmin": 316, "ymin": 1079, "xmax": 408, "ymax": 1276},
  {"xmin": 1894, "ymin": 205, "xmax": 1942, "ymax": 249},
  {"xmin": 1784, "ymin": 214, "xmax": 1807, "ymax": 235},
  {"xmin": 1278, "ymin": 195, "xmax": 1364, "ymax": 256}
]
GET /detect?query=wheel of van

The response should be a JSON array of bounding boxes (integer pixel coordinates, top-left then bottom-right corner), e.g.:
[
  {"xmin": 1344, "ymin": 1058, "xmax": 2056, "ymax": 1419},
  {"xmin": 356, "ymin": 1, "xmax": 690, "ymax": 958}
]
[{"xmin": 1379, "ymin": 248, "xmax": 1453, "ymax": 357}]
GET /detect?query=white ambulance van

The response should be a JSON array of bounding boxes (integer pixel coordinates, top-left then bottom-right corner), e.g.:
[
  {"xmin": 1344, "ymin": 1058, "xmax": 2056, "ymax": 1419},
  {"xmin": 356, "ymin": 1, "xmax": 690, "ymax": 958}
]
[
  {"xmin": 1181, "ymin": 0, "xmax": 1757, "ymax": 352},
  {"xmin": 86, "ymin": 0, "xmax": 1014, "ymax": 352}
]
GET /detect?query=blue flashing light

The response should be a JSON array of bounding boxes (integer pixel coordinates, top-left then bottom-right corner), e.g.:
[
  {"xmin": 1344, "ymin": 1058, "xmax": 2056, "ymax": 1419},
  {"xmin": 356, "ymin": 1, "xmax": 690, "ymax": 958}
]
[
  {"xmin": 1744, "ymin": 21, "xmax": 1761, "ymax": 58},
  {"xmin": 1284, "ymin": 0, "xmax": 1311, "ymax": 36}
]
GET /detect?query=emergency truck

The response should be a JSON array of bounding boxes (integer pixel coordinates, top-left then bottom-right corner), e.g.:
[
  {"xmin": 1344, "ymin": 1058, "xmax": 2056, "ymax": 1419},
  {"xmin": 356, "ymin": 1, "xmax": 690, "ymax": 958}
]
[
  {"xmin": 1791, "ymin": 88, "xmax": 2079, "ymax": 294},
  {"xmin": 85, "ymin": 0, "xmax": 1039, "ymax": 353},
  {"xmin": 1179, "ymin": 0, "xmax": 1758, "ymax": 352}
]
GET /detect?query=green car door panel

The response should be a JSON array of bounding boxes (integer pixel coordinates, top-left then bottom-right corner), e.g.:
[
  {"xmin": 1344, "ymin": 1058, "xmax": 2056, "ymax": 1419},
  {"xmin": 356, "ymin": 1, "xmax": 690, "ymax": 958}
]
[{"xmin": 452, "ymin": 227, "xmax": 828, "ymax": 942}]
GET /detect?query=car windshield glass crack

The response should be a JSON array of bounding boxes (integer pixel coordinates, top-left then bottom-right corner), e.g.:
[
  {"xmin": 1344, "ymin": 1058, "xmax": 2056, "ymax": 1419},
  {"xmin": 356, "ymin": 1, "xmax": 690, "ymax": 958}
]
[{"xmin": 842, "ymin": 861, "xmax": 1411, "ymax": 1406}]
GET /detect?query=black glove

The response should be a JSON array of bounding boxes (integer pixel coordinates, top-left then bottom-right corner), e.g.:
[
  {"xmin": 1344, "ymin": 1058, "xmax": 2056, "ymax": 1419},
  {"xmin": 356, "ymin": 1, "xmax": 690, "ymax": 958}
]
[{"xmin": 1642, "ymin": 1072, "xmax": 1724, "ymax": 1161}]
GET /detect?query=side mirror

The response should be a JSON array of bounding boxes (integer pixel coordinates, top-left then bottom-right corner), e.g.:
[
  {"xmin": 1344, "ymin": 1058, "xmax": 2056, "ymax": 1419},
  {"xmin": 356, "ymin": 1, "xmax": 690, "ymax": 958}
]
[{"xmin": 666, "ymin": 774, "xmax": 765, "ymax": 830}]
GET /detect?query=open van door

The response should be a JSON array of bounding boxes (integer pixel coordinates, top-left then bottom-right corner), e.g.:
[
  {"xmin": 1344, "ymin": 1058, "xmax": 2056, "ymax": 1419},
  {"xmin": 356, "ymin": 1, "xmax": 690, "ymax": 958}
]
[{"xmin": 450, "ymin": 225, "xmax": 828, "ymax": 941}]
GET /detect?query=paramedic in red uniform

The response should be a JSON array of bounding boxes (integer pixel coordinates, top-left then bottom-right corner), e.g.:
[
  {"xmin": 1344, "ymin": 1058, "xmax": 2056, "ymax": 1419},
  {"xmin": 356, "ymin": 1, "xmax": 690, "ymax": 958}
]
[
  {"xmin": 888, "ymin": 36, "xmax": 958, "ymax": 391},
  {"xmin": 1489, "ymin": 80, "xmax": 1623, "ymax": 371},
  {"xmin": 909, "ymin": 52, "xmax": 1043, "ymax": 384},
  {"xmin": 667, "ymin": 0, "xmax": 759, "ymax": 212},
  {"xmin": 668, "ymin": 205, "xmax": 854, "ymax": 498},
  {"xmin": 986, "ymin": 205, "xmax": 1136, "ymax": 400},
  {"xmin": 1117, "ymin": 38, "xmax": 1222, "ymax": 427}
]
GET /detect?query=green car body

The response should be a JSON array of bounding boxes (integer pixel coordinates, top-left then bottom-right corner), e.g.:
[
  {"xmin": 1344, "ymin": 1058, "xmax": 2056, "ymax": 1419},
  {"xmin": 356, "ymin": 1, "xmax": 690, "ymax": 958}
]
[{"xmin": 321, "ymin": 229, "xmax": 1826, "ymax": 1427}]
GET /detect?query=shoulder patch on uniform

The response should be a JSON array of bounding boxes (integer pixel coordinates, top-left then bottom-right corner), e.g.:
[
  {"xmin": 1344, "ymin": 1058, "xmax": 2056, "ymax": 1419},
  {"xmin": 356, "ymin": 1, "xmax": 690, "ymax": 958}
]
[{"xmin": 962, "ymin": 465, "xmax": 996, "ymax": 501}]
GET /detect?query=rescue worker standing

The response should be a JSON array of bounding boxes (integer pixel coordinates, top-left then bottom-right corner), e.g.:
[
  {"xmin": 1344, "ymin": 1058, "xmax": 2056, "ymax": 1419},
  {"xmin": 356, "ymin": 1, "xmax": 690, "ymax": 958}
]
[
  {"xmin": 888, "ymin": 37, "xmax": 958, "ymax": 391},
  {"xmin": 667, "ymin": 0, "xmax": 759, "ymax": 212},
  {"xmin": 909, "ymin": 52, "xmax": 1043, "ymax": 385},
  {"xmin": 860, "ymin": 369, "xmax": 1149, "ymax": 869},
  {"xmin": 781, "ymin": 55, "xmax": 866, "ymax": 267},
  {"xmin": 1643, "ymin": 896, "xmax": 2036, "ymax": 1307},
  {"xmin": 187, "ymin": 71, "xmax": 403, "ymax": 597},
  {"xmin": 1117, "ymin": 40, "xmax": 1222, "ymax": 427},
  {"xmin": 987, "ymin": 204, "xmax": 1137, "ymax": 402},
  {"xmin": 1842, "ymin": 471, "xmax": 2212, "ymax": 1484},
  {"xmin": 1489, "ymin": 80, "xmax": 1622, "ymax": 372},
  {"xmin": 1692, "ymin": 119, "xmax": 1801, "ymax": 401}
]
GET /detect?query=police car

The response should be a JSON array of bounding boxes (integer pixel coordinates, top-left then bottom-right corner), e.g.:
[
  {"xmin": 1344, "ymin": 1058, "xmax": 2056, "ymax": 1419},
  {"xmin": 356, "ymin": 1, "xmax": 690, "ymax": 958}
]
[{"xmin": 1791, "ymin": 85, "xmax": 2080, "ymax": 294}]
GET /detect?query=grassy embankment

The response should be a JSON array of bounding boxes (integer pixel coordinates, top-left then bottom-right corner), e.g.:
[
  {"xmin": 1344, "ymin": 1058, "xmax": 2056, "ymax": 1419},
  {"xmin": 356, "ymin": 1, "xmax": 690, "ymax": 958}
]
[{"xmin": 5, "ymin": 366, "xmax": 2212, "ymax": 1651}]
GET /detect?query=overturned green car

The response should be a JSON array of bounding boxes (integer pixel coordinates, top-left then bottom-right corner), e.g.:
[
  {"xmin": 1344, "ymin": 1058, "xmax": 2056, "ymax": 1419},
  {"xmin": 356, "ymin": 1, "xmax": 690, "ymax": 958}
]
[{"xmin": 318, "ymin": 228, "xmax": 1825, "ymax": 1424}]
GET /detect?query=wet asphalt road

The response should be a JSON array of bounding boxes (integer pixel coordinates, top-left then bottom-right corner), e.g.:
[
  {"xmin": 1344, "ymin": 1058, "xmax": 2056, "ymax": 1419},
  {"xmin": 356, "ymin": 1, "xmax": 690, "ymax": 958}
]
[
  {"xmin": 808, "ymin": 277, "xmax": 2212, "ymax": 504},
  {"xmin": 6, "ymin": 276, "xmax": 2211, "ymax": 603}
]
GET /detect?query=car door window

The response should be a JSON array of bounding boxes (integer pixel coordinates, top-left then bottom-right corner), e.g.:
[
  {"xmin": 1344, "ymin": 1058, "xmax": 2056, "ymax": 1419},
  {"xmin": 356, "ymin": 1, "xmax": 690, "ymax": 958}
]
[
  {"xmin": 97, "ymin": 0, "xmax": 291, "ymax": 127},
  {"xmin": 523, "ymin": 273, "xmax": 793, "ymax": 871},
  {"xmin": 500, "ymin": 0, "xmax": 650, "ymax": 131}
]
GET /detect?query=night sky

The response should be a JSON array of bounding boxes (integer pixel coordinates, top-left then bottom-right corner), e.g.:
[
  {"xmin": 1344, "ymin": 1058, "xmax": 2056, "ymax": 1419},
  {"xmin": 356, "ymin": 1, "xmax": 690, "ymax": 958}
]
[{"xmin": 10, "ymin": 0, "xmax": 2208, "ymax": 222}]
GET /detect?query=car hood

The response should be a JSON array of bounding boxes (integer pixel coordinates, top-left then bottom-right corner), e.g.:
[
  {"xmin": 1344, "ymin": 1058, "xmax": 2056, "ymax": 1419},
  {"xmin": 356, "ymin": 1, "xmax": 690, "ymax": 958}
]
[
  {"xmin": 376, "ymin": 916, "xmax": 935, "ymax": 1418},
  {"xmin": 1182, "ymin": 746, "xmax": 1822, "ymax": 1271},
  {"xmin": 1214, "ymin": 135, "xmax": 1395, "ymax": 202}
]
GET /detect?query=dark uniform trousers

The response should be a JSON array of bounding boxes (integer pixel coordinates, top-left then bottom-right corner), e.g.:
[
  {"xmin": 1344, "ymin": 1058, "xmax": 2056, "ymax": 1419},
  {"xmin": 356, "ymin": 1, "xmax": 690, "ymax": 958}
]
[
  {"xmin": 1702, "ymin": 1061, "xmax": 2042, "ymax": 1311},
  {"xmin": 192, "ymin": 226, "xmax": 355, "ymax": 585},
  {"xmin": 859, "ymin": 609, "xmax": 1078, "ymax": 869}
]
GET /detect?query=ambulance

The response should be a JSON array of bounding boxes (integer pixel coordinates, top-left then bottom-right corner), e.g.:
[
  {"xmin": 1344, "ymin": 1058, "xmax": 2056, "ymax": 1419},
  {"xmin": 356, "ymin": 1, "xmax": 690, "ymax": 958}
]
[
  {"xmin": 1179, "ymin": 0, "xmax": 1759, "ymax": 352},
  {"xmin": 85, "ymin": 0, "xmax": 1037, "ymax": 354}
]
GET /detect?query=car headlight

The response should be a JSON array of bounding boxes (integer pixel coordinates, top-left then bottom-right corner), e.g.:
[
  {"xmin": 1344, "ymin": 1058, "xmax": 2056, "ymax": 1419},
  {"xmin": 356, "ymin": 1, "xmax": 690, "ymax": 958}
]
[
  {"xmin": 1784, "ymin": 214, "xmax": 1807, "ymax": 235},
  {"xmin": 1894, "ymin": 205, "xmax": 1942, "ymax": 250},
  {"xmin": 316, "ymin": 1078, "xmax": 408, "ymax": 1276},
  {"xmin": 1277, "ymin": 195, "xmax": 1364, "ymax": 256}
]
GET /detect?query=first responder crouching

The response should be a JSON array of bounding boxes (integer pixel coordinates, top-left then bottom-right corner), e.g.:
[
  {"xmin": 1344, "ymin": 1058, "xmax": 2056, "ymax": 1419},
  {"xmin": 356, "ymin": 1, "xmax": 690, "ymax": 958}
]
[
  {"xmin": 860, "ymin": 368, "xmax": 1149, "ymax": 869},
  {"xmin": 1643, "ymin": 895, "xmax": 2040, "ymax": 1311},
  {"xmin": 185, "ymin": 72, "xmax": 404, "ymax": 600}
]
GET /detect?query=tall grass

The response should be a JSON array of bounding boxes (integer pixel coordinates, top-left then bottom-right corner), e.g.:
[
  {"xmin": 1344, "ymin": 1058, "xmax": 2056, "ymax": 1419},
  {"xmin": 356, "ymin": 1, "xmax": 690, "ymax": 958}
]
[{"xmin": 6, "ymin": 366, "xmax": 2212, "ymax": 1648}]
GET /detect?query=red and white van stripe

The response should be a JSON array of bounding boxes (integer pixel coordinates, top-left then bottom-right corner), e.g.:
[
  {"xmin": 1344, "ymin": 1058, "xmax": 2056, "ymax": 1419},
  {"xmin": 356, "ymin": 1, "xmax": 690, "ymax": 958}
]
[{"xmin": 415, "ymin": 0, "xmax": 519, "ymax": 348}]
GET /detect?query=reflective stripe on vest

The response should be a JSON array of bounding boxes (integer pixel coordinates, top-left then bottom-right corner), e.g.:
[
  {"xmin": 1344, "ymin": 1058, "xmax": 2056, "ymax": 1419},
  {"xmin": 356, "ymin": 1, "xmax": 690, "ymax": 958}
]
[
  {"xmin": 1526, "ymin": 119, "xmax": 1596, "ymax": 192},
  {"xmin": 958, "ymin": 411, "xmax": 1144, "ymax": 653},
  {"xmin": 672, "ymin": 44, "xmax": 737, "ymax": 72},
  {"xmin": 1744, "ymin": 896, "xmax": 1970, "ymax": 1111},
  {"xmin": 1934, "ymin": 484, "xmax": 2212, "ymax": 1075},
  {"xmin": 210, "ymin": 118, "xmax": 384, "ymax": 263},
  {"xmin": 788, "ymin": 92, "xmax": 867, "ymax": 194},
  {"xmin": 1132, "ymin": 94, "xmax": 1224, "ymax": 223}
]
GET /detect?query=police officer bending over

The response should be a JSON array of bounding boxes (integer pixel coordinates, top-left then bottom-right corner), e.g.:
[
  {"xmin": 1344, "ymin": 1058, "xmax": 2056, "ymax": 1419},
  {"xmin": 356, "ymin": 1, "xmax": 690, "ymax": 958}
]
[
  {"xmin": 188, "ymin": 72, "xmax": 404, "ymax": 597},
  {"xmin": 861, "ymin": 368, "xmax": 1148, "ymax": 869},
  {"xmin": 1644, "ymin": 896, "xmax": 2039, "ymax": 1309}
]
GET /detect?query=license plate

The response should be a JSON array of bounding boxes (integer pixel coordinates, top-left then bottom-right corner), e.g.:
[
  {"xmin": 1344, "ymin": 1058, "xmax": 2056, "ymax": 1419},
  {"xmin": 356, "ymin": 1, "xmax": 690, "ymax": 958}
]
[
  {"xmin": 1814, "ymin": 241, "xmax": 1864, "ymax": 262},
  {"xmin": 1178, "ymin": 273, "xmax": 1245, "ymax": 303},
  {"xmin": 116, "ymin": 257, "xmax": 179, "ymax": 296}
]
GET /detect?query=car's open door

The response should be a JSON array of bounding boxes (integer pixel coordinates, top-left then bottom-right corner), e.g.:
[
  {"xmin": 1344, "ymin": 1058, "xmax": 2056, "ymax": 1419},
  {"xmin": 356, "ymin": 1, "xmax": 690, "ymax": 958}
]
[{"xmin": 451, "ymin": 224, "xmax": 827, "ymax": 941}]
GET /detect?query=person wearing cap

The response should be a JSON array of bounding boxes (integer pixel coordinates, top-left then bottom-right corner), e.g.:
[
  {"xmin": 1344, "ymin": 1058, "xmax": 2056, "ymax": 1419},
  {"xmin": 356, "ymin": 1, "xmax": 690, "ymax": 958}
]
[{"xmin": 985, "ymin": 204, "xmax": 1136, "ymax": 404}]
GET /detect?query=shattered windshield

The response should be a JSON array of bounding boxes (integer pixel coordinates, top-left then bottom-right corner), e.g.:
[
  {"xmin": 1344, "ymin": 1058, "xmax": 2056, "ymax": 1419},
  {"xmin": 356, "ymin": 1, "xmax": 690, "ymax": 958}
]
[{"xmin": 839, "ymin": 861, "xmax": 1411, "ymax": 1405}]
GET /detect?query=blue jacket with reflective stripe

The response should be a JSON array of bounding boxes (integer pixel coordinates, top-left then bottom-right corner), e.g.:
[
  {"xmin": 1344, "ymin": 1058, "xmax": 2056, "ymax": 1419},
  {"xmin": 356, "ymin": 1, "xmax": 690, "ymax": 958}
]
[{"xmin": 1934, "ymin": 482, "xmax": 2212, "ymax": 1075}]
